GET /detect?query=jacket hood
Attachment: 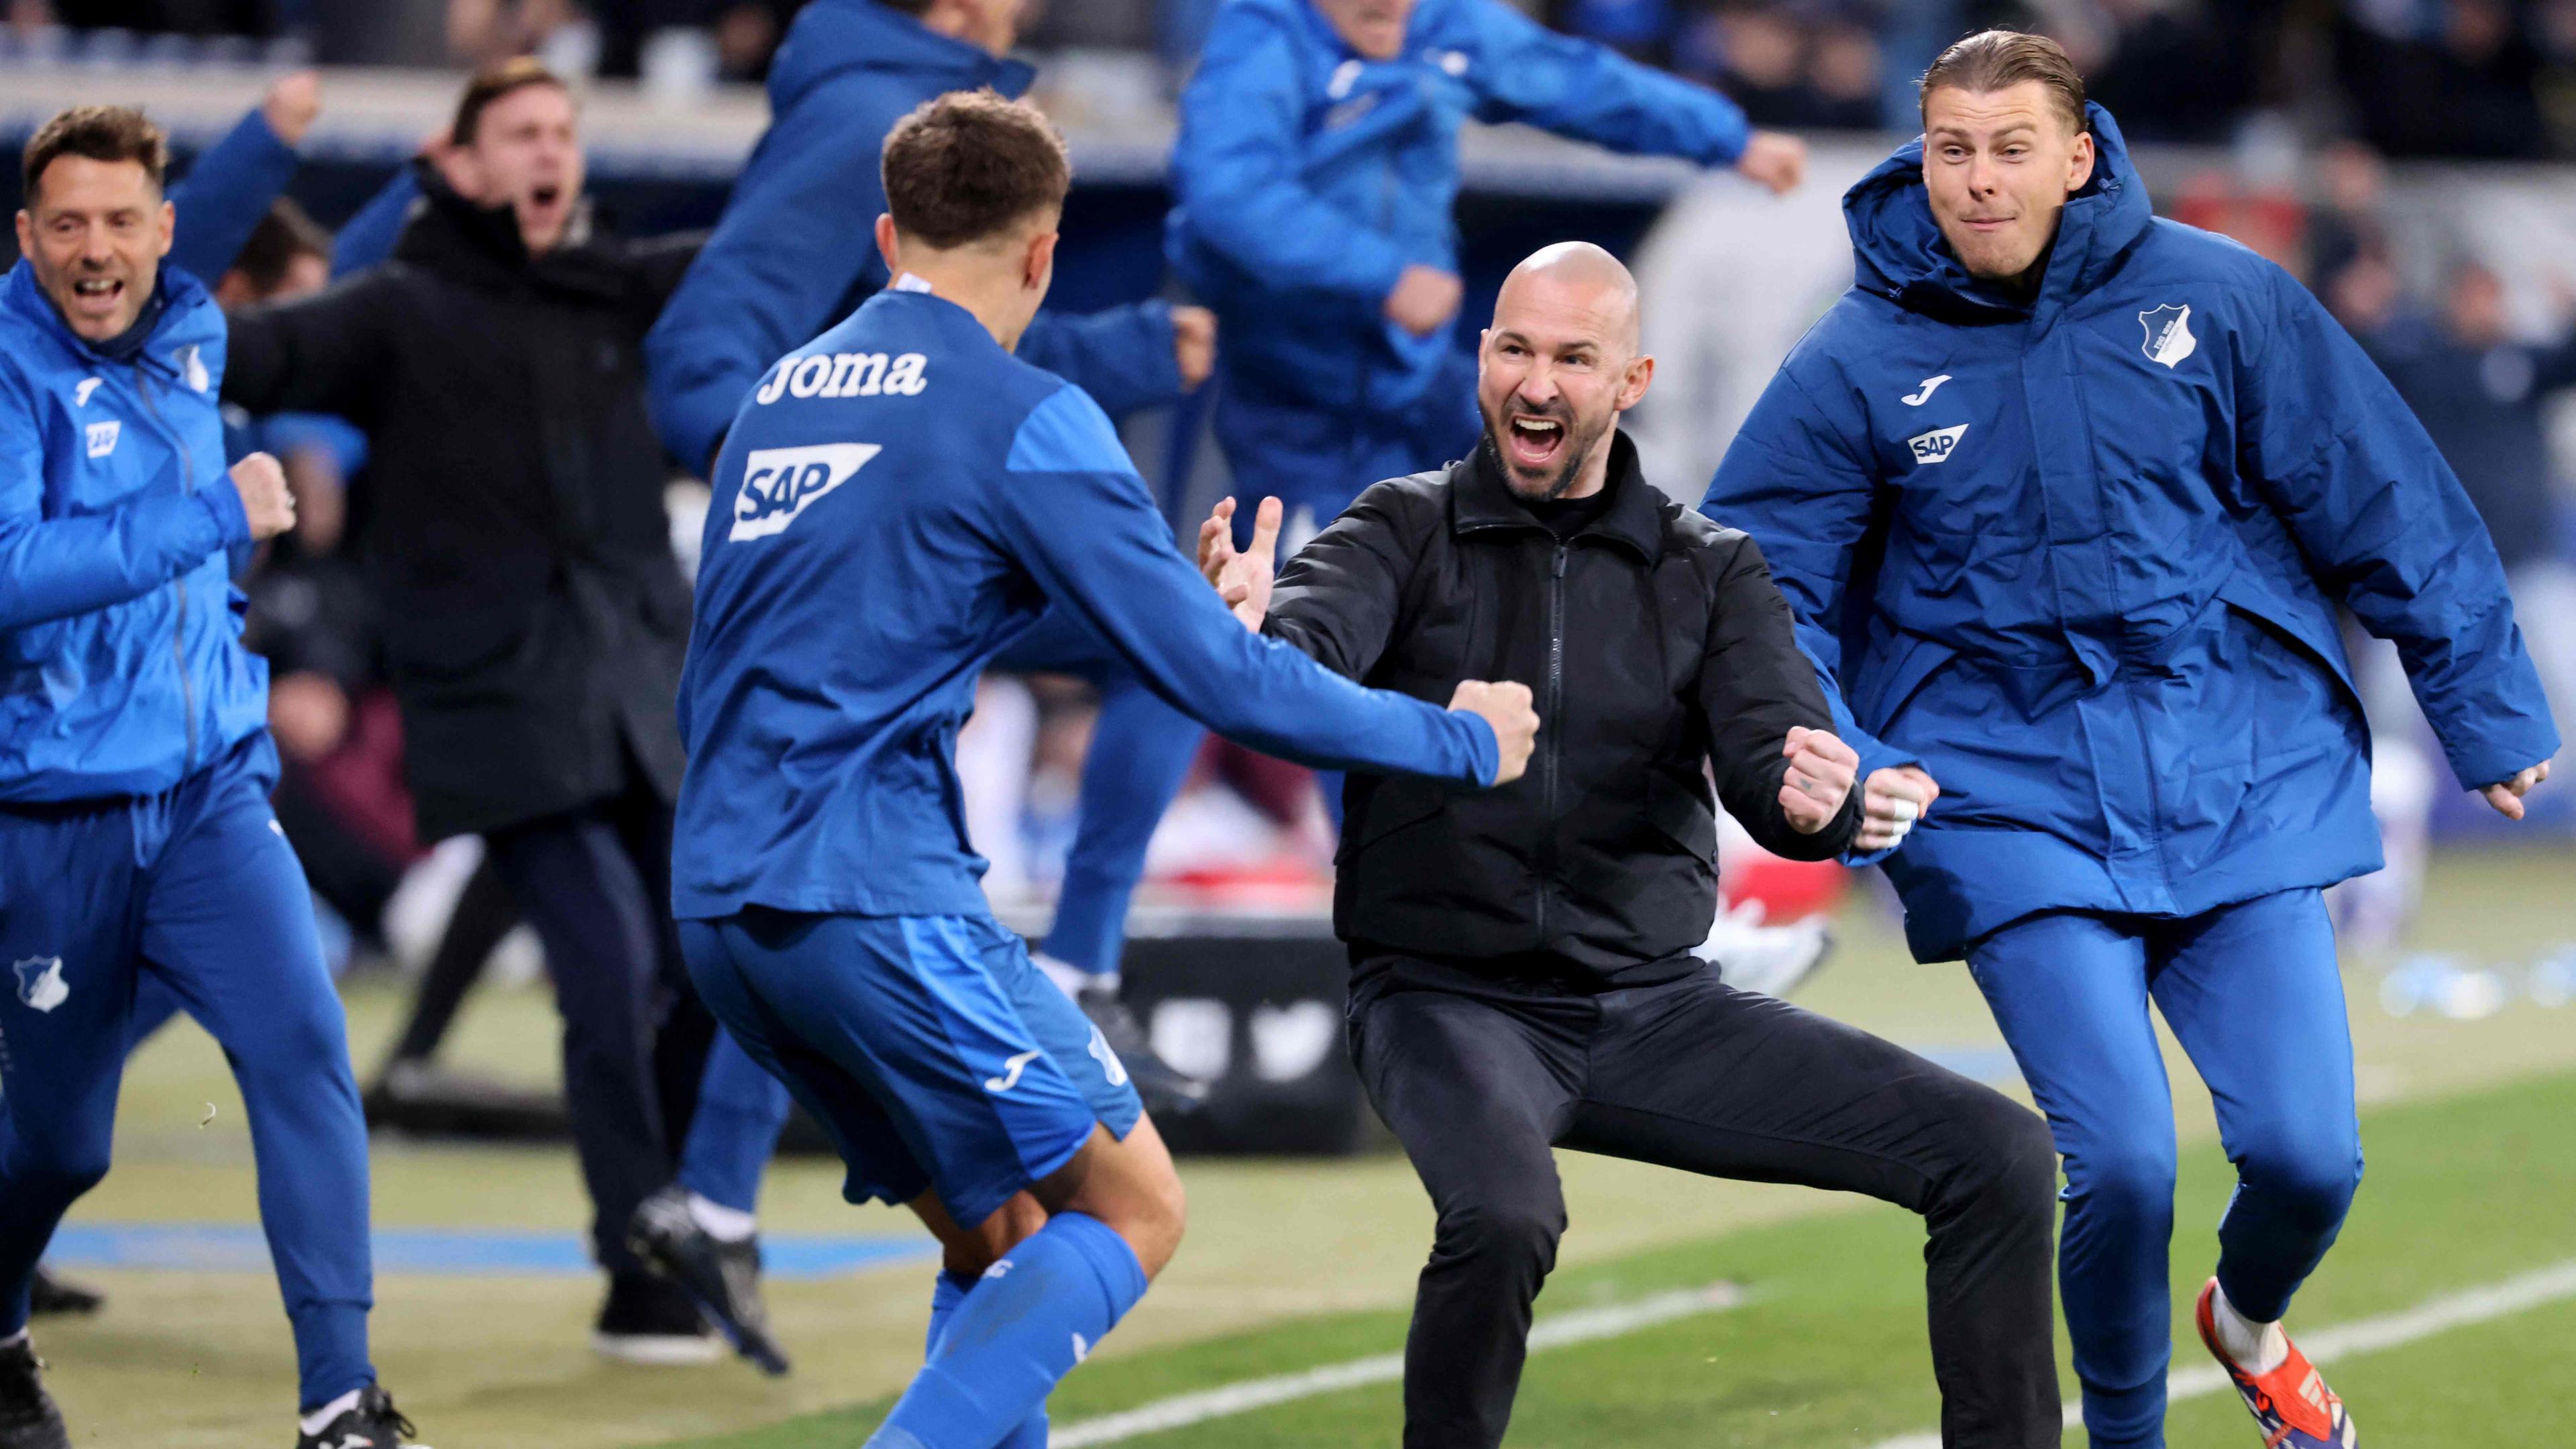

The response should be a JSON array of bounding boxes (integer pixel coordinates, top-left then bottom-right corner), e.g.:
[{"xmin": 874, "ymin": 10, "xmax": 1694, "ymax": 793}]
[
  {"xmin": 2, "ymin": 255, "xmax": 217, "ymax": 380},
  {"xmin": 1843, "ymin": 101, "xmax": 2151, "ymax": 323},
  {"xmin": 767, "ymin": 0, "xmax": 1033, "ymax": 112}
]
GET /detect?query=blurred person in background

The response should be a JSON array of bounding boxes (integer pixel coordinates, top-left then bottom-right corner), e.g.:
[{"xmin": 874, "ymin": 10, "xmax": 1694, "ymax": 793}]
[
  {"xmin": 2365, "ymin": 260, "xmax": 2576, "ymax": 737},
  {"xmin": 215, "ymin": 58, "xmax": 741, "ymax": 1368},
  {"xmin": 636, "ymin": 0, "xmax": 1228, "ymax": 1320},
  {"xmin": 0, "ymin": 104, "xmax": 424, "ymax": 1449},
  {"xmin": 1709, "ymin": 31, "xmax": 2557, "ymax": 1449}
]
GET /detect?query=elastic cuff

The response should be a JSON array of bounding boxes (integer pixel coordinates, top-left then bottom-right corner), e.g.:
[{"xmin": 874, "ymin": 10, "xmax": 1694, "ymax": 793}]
[{"xmin": 198, "ymin": 478, "xmax": 253, "ymax": 549}]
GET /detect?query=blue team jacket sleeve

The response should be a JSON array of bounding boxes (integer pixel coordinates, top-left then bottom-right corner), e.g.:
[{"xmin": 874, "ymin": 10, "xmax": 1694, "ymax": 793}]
[
  {"xmin": 0, "ymin": 366, "xmax": 246, "ymax": 631},
  {"xmin": 1171, "ymin": 5, "xmax": 1412, "ymax": 305},
  {"xmin": 1017, "ymin": 301, "xmax": 1186, "ymax": 419},
  {"xmin": 997, "ymin": 385, "xmax": 1499, "ymax": 784},
  {"xmin": 1458, "ymin": 0, "xmax": 1748, "ymax": 165},
  {"xmin": 646, "ymin": 74, "xmax": 908, "ymax": 474},
  {"xmin": 1705, "ymin": 358, "xmax": 1920, "ymax": 859},
  {"xmin": 331, "ymin": 166, "xmax": 419, "ymax": 276},
  {"xmin": 167, "ymin": 107, "xmax": 300, "ymax": 284},
  {"xmin": 2243, "ymin": 267, "xmax": 2561, "ymax": 787}
]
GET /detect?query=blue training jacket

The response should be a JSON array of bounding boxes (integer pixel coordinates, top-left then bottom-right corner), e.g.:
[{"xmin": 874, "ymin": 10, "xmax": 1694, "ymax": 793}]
[
  {"xmin": 1705, "ymin": 105, "xmax": 2560, "ymax": 963},
  {"xmin": 673, "ymin": 286, "xmax": 1499, "ymax": 920},
  {"xmin": 0, "ymin": 262, "xmax": 266, "ymax": 802},
  {"xmin": 645, "ymin": 0, "xmax": 1185, "ymax": 474},
  {"xmin": 1166, "ymin": 0, "xmax": 1750, "ymax": 413}
]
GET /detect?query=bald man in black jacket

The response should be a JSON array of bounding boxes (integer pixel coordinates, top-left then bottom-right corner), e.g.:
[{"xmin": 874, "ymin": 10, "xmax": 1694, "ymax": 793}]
[{"xmin": 1200, "ymin": 245, "xmax": 2062, "ymax": 1449}]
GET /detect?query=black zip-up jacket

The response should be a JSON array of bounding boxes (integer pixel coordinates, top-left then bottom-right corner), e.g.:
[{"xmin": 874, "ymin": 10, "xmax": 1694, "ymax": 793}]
[
  {"xmin": 1266, "ymin": 431, "xmax": 1860, "ymax": 985},
  {"xmin": 222, "ymin": 166, "xmax": 700, "ymax": 841}
]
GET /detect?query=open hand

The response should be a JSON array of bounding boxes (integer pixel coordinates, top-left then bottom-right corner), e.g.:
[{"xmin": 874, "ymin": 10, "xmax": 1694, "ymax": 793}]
[
  {"xmin": 1857, "ymin": 764, "xmax": 1939, "ymax": 852},
  {"xmin": 1779, "ymin": 725, "xmax": 1858, "ymax": 834},
  {"xmin": 1450, "ymin": 680, "xmax": 1538, "ymax": 785},
  {"xmin": 1197, "ymin": 495, "xmax": 1281, "ymax": 631},
  {"xmin": 2481, "ymin": 761, "xmax": 2551, "ymax": 820}
]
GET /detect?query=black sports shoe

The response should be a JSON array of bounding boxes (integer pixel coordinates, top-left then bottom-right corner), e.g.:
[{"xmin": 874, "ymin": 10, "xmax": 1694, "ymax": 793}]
[
  {"xmin": 627, "ymin": 1186, "xmax": 790, "ymax": 1376},
  {"xmin": 0, "ymin": 1336, "xmax": 69, "ymax": 1449},
  {"xmin": 1075, "ymin": 983, "xmax": 1212, "ymax": 1118},
  {"xmin": 294, "ymin": 1384, "xmax": 421, "ymax": 1449},
  {"xmin": 26, "ymin": 1269, "xmax": 101, "ymax": 1318},
  {"xmin": 592, "ymin": 1269, "xmax": 720, "ymax": 1366}
]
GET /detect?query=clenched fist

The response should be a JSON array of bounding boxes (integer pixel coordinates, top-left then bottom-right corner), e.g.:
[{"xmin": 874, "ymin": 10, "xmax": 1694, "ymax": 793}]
[
  {"xmin": 1448, "ymin": 680, "xmax": 1538, "ymax": 785},
  {"xmin": 1171, "ymin": 305, "xmax": 1216, "ymax": 390},
  {"xmin": 1778, "ymin": 725, "xmax": 1858, "ymax": 834},
  {"xmin": 229, "ymin": 451, "xmax": 297, "ymax": 541},
  {"xmin": 1384, "ymin": 264, "xmax": 1463, "ymax": 339},
  {"xmin": 1733, "ymin": 130, "xmax": 1806, "ymax": 195},
  {"xmin": 1858, "ymin": 763, "xmax": 1939, "ymax": 852}
]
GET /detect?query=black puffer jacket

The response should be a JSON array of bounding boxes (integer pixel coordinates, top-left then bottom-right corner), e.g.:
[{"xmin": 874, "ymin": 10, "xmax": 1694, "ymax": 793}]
[
  {"xmin": 1267, "ymin": 432, "xmax": 1860, "ymax": 984},
  {"xmin": 223, "ymin": 167, "xmax": 699, "ymax": 841}
]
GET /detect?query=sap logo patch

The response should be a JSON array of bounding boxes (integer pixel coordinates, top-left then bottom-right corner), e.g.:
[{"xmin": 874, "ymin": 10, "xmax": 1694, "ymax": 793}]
[
  {"xmin": 1907, "ymin": 423, "xmax": 1968, "ymax": 466},
  {"xmin": 729, "ymin": 443, "xmax": 880, "ymax": 541},
  {"xmin": 753, "ymin": 351, "xmax": 928, "ymax": 405},
  {"xmin": 2139, "ymin": 303, "xmax": 2196, "ymax": 368},
  {"xmin": 12, "ymin": 957, "xmax": 68, "ymax": 1013},
  {"xmin": 85, "ymin": 420, "xmax": 120, "ymax": 459}
]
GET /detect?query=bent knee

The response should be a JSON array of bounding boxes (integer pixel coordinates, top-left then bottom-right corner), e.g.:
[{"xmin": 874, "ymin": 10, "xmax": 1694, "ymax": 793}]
[
  {"xmin": 6, "ymin": 1140, "xmax": 112, "ymax": 1205},
  {"xmin": 2239, "ymin": 1132, "xmax": 2363, "ymax": 1227},
  {"xmin": 1436, "ymin": 1193, "xmax": 1565, "ymax": 1268},
  {"xmin": 2064, "ymin": 1135, "xmax": 2178, "ymax": 1224}
]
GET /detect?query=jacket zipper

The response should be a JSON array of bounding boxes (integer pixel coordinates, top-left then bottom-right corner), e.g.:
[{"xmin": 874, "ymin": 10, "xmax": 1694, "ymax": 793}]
[
  {"xmin": 134, "ymin": 368, "xmax": 199, "ymax": 773},
  {"xmin": 1536, "ymin": 543, "xmax": 1567, "ymax": 941}
]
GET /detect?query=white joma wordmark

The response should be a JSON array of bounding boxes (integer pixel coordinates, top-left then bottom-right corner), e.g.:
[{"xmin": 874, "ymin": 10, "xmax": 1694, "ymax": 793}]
[
  {"xmin": 729, "ymin": 443, "xmax": 880, "ymax": 541},
  {"xmin": 983, "ymin": 1050, "xmax": 1043, "ymax": 1094},
  {"xmin": 1866, "ymin": 1256, "xmax": 2576, "ymax": 1449},
  {"xmin": 1901, "ymin": 374, "xmax": 1952, "ymax": 405}
]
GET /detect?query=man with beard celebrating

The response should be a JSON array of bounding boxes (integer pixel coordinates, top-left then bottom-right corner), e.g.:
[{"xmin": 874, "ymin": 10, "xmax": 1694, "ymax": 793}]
[{"xmin": 1195, "ymin": 244, "xmax": 2063, "ymax": 1449}]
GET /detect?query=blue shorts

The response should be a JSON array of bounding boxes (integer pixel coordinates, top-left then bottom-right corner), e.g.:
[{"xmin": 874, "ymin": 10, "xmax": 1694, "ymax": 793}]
[{"xmin": 677, "ymin": 908, "xmax": 1144, "ymax": 1229}]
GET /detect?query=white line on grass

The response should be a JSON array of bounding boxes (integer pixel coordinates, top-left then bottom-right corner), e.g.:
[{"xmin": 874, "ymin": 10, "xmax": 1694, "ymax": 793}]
[
  {"xmin": 1047, "ymin": 1281, "xmax": 1747, "ymax": 1448},
  {"xmin": 1866, "ymin": 1257, "xmax": 2576, "ymax": 1449}
]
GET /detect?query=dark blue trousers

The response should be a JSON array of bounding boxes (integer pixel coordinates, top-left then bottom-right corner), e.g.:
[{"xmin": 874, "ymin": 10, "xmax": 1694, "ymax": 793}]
[
  {"xmin": 1968, "ymin": 889, "xmax": 2363, "ymax": 1449},
  {"xmin": 0, "ymin": 733, "xmax": 375, "ymax": 1411}
]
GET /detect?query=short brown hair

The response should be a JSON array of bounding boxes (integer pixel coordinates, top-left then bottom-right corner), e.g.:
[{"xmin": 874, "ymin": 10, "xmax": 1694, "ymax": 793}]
[
  {"xmin": 228, "ymin": 198, "xmax": 334, "ymax": 296},
  {"xmin": 451, "ymin": 56, "xmax": 570, "ymax": 148},
  {"xmin": 22, "ymin": 105, "xmax": 166, "ymax": 203},
  {"xmin": 880, "ymin": 89, "xmax": 1071, "ymax": 250},
  {"xmin": 1919, "ymin": 30, "xmax": 2086, "ymax": 133}
]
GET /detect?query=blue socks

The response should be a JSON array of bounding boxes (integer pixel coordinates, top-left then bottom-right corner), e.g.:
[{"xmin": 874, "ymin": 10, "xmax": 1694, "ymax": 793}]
[{"xmin": 869, "ymin": 1212, "xmax": 1148, "ymax": 1449}]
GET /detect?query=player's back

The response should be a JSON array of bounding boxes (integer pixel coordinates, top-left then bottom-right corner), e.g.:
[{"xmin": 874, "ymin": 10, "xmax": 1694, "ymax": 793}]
[{"xmin": 674, "ymin": 285, "xmax": 1069, "ymax": 922}]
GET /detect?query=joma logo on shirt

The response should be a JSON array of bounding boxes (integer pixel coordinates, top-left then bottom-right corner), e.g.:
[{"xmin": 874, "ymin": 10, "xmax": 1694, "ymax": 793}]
[
  {"xmin": 1907, "ymin": 423, "xmax": 1968, "ymax": 466},
  {"xmin": 730, "ymin": 443, "xmax": 881, "ymax": 541},
  {"xmin": 754, "ymin": 351, "xmax": 928, "ymax": 405}
]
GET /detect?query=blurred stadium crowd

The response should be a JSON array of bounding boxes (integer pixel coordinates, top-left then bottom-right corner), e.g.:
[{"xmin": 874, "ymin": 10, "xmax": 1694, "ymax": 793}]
[
  {"xmin": 23, "ymin": 1, "xmax": 2576, "ymax": 159},
  {"xmin": 3, "ymin": 5, "xmax": 2568, "ymax": 998}
]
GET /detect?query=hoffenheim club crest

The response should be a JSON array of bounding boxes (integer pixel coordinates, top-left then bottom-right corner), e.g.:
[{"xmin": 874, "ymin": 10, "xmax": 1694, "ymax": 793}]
[
  {"xmin": 2139, "ymin": 303, "xmax": 2196, "ymax": 368},
  {"xmin": 12, "ymin": 956, "xmax": 68, "ymax": 1013}
]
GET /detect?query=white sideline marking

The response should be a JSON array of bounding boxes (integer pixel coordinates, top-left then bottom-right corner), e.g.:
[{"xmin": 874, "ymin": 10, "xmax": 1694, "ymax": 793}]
[
  {"xmin": 1047, "ymin": 1281, "xmax": 1746, "ymax": 1447},
  {"xmin": 1866, "ymin": 1257, "xmax": 2576, "ymax": 1449}
]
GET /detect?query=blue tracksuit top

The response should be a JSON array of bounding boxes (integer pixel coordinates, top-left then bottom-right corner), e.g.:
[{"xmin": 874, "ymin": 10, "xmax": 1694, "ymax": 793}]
[
  {"xmin": 645, "ymin": 0, "xmax": 1185, "ymax": 474},
  {"xmin": 1166, "ymin": 0, "xmax": 1751, "ymax": 413},
  {"xmin": 672, "ymin": 286, "xmax": 1499, "ymax": 920},
  {"xmin": 0, "ymin": 261, "xmax": 264, "ymax": 802},
  {"xmin": 1705, "ymin": 105, "xmax": 2560, "ymax": 963}
]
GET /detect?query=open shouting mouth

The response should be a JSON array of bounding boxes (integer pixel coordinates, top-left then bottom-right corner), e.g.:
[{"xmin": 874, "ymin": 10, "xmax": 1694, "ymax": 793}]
[{"xmin": 1504, "ymin": 409, "xmax": 1568, "ymax": 472}]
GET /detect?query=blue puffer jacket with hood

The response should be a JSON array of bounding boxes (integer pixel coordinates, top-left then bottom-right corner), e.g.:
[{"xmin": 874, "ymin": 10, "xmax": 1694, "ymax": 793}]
[{"xmin": 1705, "ymin": 105, "xmax": 2559, "ymax": 962}]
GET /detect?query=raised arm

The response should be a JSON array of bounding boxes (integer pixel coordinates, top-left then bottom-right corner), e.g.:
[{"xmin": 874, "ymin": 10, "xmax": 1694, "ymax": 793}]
[
  {"xmin": 991, "ymin": 384, "xmax": 1517, "ymax": 785},
  {"xmin": 1457, "ymin": 0, "xmax": 1749, "ymax": 166},
  {"xmin": 0, "ymin": 368, "xmax": 255, "ymax": 629},
  {"xmin": 645, "ymin": 75, "xmax": 912, "ymax": 474},
  {"xmin": 167, "ymin": 105, "xmax": 301, "ymax": 282},
  {"xmin": 329, "ymin": 164, "xmax": 421, "ymax": 277},
  {"xmin": 2242, "ymin": 264, "xmax": 2561, "ymax": 790},
  {"xmin": 1018, "ymin": 302, "xmax": 1188, "ymax": 420},
  {"xmin": 1170, "ymin": 5, "xmax": 1413, "ymax": 306}
]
